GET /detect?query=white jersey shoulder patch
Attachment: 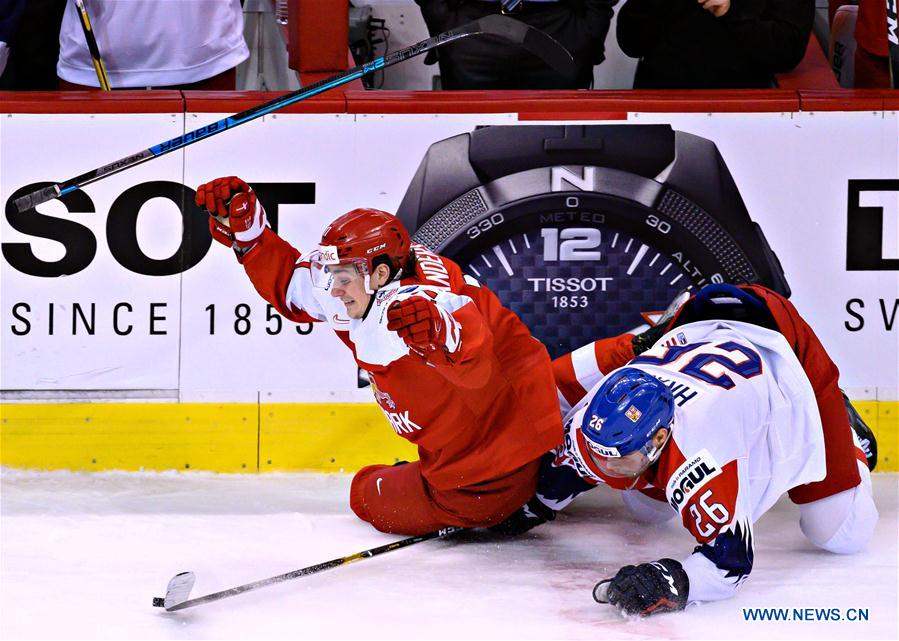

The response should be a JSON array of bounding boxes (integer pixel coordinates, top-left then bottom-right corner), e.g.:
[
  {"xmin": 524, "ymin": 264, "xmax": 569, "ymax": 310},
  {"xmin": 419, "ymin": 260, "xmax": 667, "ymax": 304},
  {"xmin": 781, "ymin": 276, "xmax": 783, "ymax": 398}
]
[{"xmin": 665, "ymin": 448, "xmax": 722, "ymax": 513}]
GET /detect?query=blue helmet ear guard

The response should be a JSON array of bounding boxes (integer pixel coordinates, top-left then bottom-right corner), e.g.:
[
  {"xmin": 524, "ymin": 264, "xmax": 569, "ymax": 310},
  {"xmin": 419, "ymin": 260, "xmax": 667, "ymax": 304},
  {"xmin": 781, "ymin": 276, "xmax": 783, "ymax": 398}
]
[{"xmin": 581, "ymin": 367, "xmax": 675, "ymax": 460}]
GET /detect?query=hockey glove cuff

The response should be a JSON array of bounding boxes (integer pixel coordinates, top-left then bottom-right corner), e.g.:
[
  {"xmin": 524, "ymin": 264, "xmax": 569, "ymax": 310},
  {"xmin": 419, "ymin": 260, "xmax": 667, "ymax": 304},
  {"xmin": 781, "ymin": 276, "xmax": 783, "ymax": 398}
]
[{"xmin": 489, "ymin": 496, "xmax": 556, "ymax": 536}]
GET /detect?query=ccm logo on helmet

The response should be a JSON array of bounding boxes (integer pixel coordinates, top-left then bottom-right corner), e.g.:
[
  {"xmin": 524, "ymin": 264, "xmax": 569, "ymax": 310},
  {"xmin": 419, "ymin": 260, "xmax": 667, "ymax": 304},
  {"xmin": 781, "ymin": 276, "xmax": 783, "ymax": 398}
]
[
  {"xmin": 366, "ymin": 243, "xmax": 387, "ymax": 254},
  {"xmin": 666, "ymin": 449, "xmax": 721, "ymax": 512}
]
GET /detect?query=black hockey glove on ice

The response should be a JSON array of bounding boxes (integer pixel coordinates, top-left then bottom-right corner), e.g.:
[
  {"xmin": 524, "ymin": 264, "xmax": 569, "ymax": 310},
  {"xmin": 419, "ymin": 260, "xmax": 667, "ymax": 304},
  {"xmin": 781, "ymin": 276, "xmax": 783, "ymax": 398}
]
[
  {"xmin": 594, "ymin": 558, "xmax": 689, "ymax": 616},
  {"xmin": 489, "ymin": 496, "xmax": 556, "ymax": 536}
]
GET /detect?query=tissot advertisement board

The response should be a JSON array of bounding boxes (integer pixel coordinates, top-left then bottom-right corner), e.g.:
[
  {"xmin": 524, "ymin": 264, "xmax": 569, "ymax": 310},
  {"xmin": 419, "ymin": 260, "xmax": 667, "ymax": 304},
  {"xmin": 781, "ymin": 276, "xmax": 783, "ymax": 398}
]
[{"xmin": 2, "ymin": 110, "xmax": 897, "ymax": 399}]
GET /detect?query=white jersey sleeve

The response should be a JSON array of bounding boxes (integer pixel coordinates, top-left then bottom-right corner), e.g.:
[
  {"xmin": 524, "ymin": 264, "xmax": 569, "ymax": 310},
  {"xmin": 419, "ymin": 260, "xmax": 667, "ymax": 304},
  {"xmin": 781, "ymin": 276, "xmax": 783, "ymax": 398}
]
[
  {"xmin": 346, "ymin": 283, "xmax": 474, "ymax": 367},
  {"xmin": 284, "ymin": 261, "xmax": 329, "ymax": 322},
  {"xmin": 675, "ymin": 454, "xmax": 756, "ymax": 602}
]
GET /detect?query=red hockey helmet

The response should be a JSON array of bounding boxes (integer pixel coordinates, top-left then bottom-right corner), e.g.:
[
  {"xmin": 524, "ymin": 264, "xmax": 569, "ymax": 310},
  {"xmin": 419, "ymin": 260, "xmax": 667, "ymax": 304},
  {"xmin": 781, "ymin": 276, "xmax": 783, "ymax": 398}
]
[{"xmin": 309, "ymin": 208, "xmax": 412, "ymax": 294}]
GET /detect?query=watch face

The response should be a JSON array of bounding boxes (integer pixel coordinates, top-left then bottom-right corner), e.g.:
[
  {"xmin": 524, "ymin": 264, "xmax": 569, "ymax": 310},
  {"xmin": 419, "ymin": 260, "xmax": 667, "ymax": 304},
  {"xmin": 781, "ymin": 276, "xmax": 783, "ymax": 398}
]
[
  {"xmin": 455, "ymin": 225, "xmax": 689, "ymax": 360},
  {"xmin": 411, "ymin": 167, "xmax": 749, "ymax": 360},
  {"xmin": 401, "ymin": 126, "xmax": 789, "ymax": 362}
]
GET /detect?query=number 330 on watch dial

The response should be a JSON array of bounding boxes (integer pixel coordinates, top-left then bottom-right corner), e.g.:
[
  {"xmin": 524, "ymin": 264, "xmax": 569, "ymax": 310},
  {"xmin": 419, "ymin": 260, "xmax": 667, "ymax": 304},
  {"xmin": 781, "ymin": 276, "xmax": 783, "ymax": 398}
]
[{"xmin": 397, "ymin": 125, "xmax": 789, "ymax": 359}]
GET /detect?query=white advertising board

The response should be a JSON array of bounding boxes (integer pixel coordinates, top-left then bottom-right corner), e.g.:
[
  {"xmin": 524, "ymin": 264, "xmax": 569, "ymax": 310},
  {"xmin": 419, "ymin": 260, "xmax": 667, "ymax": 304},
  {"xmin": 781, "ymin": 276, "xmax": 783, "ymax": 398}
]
[
  {"xmin": 1, "ymin": 113, "xmax": 185, "ymax": 392},
  {"xmin": 1, "ymin": 109, "xmax": 896, "ymax": 400}
]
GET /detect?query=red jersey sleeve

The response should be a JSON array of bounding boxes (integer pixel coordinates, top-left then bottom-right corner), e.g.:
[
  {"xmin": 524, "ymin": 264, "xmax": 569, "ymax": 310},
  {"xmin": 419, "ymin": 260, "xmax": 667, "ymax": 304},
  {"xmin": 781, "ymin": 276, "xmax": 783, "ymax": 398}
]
[
  {"xmin": 552, "ymin": 334, "xmax": 636, "ymax": 410},
  {"xmin": 239, "ymin": 228, "xmax": 322, "ymax": 324},
  {"xmin": 429, "ymin": 299, "xmax": 495, "ymax": 389}
]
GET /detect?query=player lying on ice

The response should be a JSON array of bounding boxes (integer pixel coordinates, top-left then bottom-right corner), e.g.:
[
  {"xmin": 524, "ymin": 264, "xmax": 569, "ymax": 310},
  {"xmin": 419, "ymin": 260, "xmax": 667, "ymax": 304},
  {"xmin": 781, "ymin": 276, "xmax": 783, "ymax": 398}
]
[
  {"xmin": 495, "ymin": 283, "xmax": 879, "ymax": 617},
  {"xmin": 195, "ymin": 176, "xmax": 564, "ymax": 535}
]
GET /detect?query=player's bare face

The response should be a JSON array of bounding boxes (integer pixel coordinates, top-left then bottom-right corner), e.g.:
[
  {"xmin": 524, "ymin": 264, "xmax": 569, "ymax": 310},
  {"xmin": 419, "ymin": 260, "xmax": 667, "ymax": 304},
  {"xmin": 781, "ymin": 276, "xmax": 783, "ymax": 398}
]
[{"xmin": 329, "ymin": 267, "xmax": 370, "ymax": 319}]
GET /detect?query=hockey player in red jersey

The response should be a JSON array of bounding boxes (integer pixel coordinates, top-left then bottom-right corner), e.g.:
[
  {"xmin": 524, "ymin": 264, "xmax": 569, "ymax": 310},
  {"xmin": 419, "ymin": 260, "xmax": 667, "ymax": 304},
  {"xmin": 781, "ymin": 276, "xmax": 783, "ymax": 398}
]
[
  {"xmin": 495, "ymin": 283, "xmax": 878, "ymax": 616},
  {"xmin": 196, "ymin": 176, "xmax": 562, "ymax": 535}
]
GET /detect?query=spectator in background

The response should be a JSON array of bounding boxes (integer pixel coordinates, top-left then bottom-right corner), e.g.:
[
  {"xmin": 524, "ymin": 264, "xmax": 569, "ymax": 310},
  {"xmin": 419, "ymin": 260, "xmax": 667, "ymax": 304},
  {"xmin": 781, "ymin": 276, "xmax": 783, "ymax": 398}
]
[
  {"xmin": 57, "ymin": 0, "xmax": 249, "ymax": 90},
  {"xmin": 415, "ymin": 0, "xmax": 617, "ymax": 89},
  {"xmin": 0, "ymin": 0, "xmax": 23, "ymax": 79},
  {"xmin": 0, "ymin": 0, "xmax": 65, "ymax": 90},
  {"xmin": 616, "ymin": 0, "xmax": 814, "ymax": 88},
  {"xmin": 854, "ymin": 0, "xmax": 891, "ymax": 87}
]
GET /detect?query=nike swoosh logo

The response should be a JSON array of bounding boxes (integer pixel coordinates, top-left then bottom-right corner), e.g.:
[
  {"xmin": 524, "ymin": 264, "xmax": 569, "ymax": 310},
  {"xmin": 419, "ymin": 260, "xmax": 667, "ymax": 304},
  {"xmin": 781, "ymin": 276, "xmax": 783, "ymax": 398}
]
[
  {"xmin": 332, "ymin": 314, "xmax": 350, "ymax": 324},
  {"xmin": 376, "ymin": 477, "xmax": 383, "ymax": 495}
]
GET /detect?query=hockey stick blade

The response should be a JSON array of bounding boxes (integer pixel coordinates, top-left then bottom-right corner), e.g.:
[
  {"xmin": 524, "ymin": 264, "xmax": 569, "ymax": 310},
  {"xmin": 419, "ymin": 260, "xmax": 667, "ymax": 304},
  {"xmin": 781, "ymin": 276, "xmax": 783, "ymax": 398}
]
[
  {"xmin": 12, "ymin": 16, "xmax": 573, "ymax": 214},
  {"xmin": 474, "ymin": 14, "xmax": 574, "ymax": 77},
  {"xmin": 152, "ymin": 526, "xmax": 463, "ymax": 613},
  {"xmin": 152, "ymin": 571, "xmax": 196, "ymax": 610}
]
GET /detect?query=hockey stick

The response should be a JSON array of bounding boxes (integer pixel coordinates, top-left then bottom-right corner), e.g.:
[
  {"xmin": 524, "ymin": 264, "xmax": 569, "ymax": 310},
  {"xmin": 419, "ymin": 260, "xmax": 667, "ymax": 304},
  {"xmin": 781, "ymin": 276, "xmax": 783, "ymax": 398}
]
[
  {"xmin": 74, "ymin": 0, "xmax": 111, "ymax": 91},
  {"xmin": 888, "ymin": 0, "xmax": 898, "ymax": 88},
  {"xmin": 13, "ymin": 15, "xmax": 574, "ymax": 213},
  {"xmin": 152, "ymin": 526, "xmax": 464, "ymax": 612}
]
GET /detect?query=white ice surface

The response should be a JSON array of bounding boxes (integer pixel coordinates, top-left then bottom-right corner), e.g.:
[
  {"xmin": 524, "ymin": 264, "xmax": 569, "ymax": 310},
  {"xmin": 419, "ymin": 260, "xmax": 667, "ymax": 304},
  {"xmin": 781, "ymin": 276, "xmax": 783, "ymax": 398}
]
[{"xmin": 1, "ymin": 470, "xmax": 896, "ymax": 641}]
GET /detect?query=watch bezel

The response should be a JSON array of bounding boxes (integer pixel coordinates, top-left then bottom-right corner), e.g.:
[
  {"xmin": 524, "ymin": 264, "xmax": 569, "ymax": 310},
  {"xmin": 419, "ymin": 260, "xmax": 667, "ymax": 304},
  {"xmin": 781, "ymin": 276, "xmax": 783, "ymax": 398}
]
[{"xmin": 413, "ymin": 165, "xmax": 756, "ymax": 288}]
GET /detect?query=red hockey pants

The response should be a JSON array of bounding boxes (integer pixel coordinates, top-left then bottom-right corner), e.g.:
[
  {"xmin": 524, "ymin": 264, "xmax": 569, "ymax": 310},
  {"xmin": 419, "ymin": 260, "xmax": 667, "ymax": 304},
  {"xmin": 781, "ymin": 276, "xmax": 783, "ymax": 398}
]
[{"xmin": 349, "ymin": 458, "xmax": 541, "ymax": 535}]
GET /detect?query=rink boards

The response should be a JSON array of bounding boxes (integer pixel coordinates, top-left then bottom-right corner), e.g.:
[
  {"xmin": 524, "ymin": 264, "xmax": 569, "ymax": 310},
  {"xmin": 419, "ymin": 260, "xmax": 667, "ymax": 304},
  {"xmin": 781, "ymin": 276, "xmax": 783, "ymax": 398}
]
[
  {"xmin": 0, "ymin": 400, "xmax": 894, "ymax": 472},
  {"xmin": 1, "ymin": 95, "xmax": 897, "ymax": 474},
  {"xmin": 1, "ymin": 402, "xmax": 416, "ymax": 473}
]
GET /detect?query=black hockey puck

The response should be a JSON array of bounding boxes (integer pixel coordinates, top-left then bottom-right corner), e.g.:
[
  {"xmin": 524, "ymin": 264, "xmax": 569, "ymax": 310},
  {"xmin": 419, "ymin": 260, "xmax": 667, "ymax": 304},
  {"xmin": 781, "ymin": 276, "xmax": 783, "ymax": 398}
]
[{"xmin": 152, "ymin": 597, "xmax": 165, "ymax": 608}]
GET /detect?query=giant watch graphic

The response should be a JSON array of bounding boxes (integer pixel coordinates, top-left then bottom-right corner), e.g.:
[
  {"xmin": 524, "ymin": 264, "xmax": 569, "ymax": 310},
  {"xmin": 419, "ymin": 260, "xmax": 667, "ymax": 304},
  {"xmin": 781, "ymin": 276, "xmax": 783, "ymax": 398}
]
[{"xmin": 397, "ymin": 125, "xmax": 790, "ymax": 359}]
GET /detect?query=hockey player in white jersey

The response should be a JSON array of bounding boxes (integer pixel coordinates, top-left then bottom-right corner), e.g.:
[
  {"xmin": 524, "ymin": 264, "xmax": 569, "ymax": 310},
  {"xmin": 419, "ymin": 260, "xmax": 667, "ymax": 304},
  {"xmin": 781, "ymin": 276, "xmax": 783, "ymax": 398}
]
[{"xmin": 495, "ymin": 284, "xmax": 879, "ymax": 616}]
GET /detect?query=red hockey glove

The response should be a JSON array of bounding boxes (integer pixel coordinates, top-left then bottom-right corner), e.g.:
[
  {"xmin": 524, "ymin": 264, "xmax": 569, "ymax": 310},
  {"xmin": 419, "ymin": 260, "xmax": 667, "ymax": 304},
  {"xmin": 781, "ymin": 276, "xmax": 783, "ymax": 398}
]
[
  {"xmin": 387, "ymin": 296, "xmax": 456, "ymax": 361},
  {"xmin": 195, "ymin": 176, "xmax": 267, "ymax": 250}
]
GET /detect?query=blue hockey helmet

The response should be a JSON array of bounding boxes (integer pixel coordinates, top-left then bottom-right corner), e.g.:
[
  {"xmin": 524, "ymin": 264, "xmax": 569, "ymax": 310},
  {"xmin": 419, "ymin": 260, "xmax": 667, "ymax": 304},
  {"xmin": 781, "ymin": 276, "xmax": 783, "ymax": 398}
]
[{"xmin": 581, "ymin": 367, "xmax": 675, "ymax": 477}]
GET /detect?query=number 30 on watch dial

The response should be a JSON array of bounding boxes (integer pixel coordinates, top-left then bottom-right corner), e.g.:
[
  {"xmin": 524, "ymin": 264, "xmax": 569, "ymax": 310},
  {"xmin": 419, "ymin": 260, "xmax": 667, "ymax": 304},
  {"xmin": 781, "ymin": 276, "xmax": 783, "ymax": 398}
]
[{"xmin": 397, "ymin": 125, "xmax": 789, "ymax": 359}]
